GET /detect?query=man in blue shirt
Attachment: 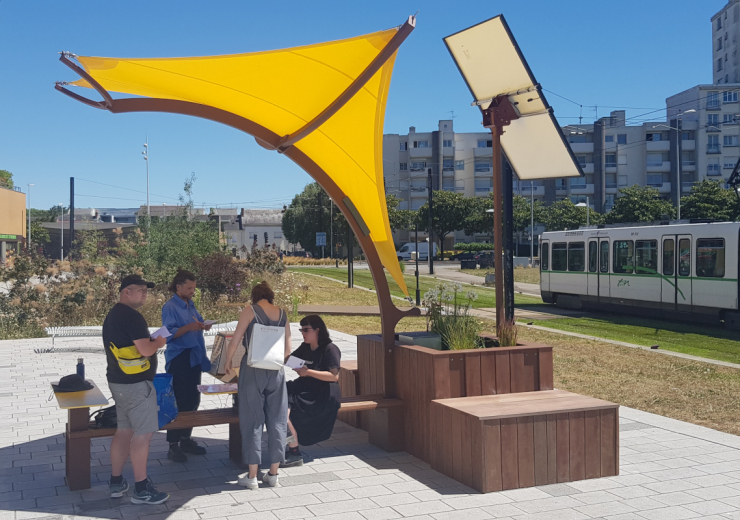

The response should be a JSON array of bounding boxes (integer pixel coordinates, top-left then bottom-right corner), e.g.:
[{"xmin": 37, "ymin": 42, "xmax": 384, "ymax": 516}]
[{"xmin": 162, "ymin": 270, "xmax": 212, "ymax": 463}]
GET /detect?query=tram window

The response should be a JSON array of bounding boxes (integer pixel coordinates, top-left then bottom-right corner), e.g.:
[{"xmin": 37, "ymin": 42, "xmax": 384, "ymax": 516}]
[
  {"xmin": 696, "ymin": 239, "xmax": 725, "ymax": 278},
  {"xmin": 588, "ymin": 242, "xmax": 598, "ymax": 272},
  {"xmin": 541, "ymin": 243, "xmax": 549, "ymax": 271},
  {"xmin": 663, "ymin": 239, "xmax": 675, "ymax": 276},
  {"xmin": 613, "ymin": 240, "xmax": 634, "ymax": 274},
  {"xmin": 679, "ymin": 239, "xmax": 691, "ymax": 276},
  {"xmin": 552, "ymin": 243, "xmax": 567, "ymax": 271},
  {"xmin": 600, "ymin": 241, "xmax": 609, "ymax": 273},
  {"xmin": 635, "ymin": 240, "xmax": 658, "ymax": 274},
  {"xmin": 568, "ymin": 242, "xmax": 586, "ymax": 272}
]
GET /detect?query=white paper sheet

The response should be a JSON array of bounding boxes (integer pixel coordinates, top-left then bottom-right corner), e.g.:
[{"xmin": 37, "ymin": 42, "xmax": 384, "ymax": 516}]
[
  {"xmin": 204, "ymin": 320, "xmax": 218, "ymax": 326},
  {"xmin": 285, "ymin": 356, "xmax": 305, "ymax": 370},
  {"xmin": 151, "ymin": 326, "xmax": 172, "ymax": 339}
]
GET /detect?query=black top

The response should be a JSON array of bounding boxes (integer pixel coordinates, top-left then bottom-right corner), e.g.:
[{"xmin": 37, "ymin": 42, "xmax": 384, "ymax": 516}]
[
  {"xmin": 102, "ymin": 303, "xmax": 156, "ymax": 384},
  {"xmin": 292, "ymin": 342, "xmax": 341, "ymax": 374}
]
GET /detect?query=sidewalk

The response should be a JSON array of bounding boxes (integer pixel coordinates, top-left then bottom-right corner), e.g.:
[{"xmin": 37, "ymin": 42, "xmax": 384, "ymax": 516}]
[{"xmin": 3, "ymin": 334, "xmax": 740, "ymax": 520}]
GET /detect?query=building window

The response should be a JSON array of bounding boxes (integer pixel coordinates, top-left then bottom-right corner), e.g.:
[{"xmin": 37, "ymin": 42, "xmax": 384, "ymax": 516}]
[
  {"xmin": 717, "ymin": 58, "xmax": 723, "ymax": 71},
  {"xmin": 443, "ymin": 139, "xmax": 453, "ymax": 148},
  {"xmin": 708, "ymin": 135, "xmax": 720, "ymax": 153},
  {"xmin": 605, "ymin": 135, "xmax": 614, "ymax": 143},
  {"xmin": 725, "ymin": 91, "xmax": 739, "ymax": 103},
  {"xmin": 708, "ymin": 91, "xmax": 720, "ymax": 108},
  {"xmin": 718, "ymin": 17, "xmax": 723, "ymax": 30},
  {"xmin": 708, "ymin": 159, "xmax": 721, "ymax": 175},
  {"xmin": 708, "ymin": 113, "xmax": 720, "ymax": 129},
  {"xmin": 682, "ymin": 130, "xmax": 694, "ymax": 140},
  {"xmin": 605, "ymin": 154, "xmax": 616, "ymax": 167},
  {"xmin": 696, "ymin": 239, "xmax": 725, "ymax": 278},
  {"xmin": 274, "ymin": 231, "xmax": 282, "ymax": 239},
  {"xmin": 724, "ymin": 135, "xmax": 739, "ymax": 147},
  {"xmin": 682, "ymin": 151, "xmax": 696, "ymax": 166},
  {"xmin": 618, "ymin": 175, "xmax": 628, "ymax": 186},
  {"xmin": 725, "ymin": 157, "xmax": 738, "ymax": 169},
  {"xmin": 613, "ymin": 241, "xmax": 634, "ymax": 274},
  {"xmin": 400, "ymin": 142, "xmax": 407, "ymax": 151},
  {"xmin": 474, "ymin": 178, "xmax": 492, "ymax": 192},
  {"xmin": 646, "ymin": 153, "xmax": 663, "ymax": 167},
  {"xmin": 443, "ymin": 159, "xmax": 454, "ymax": 171},
  {"xmin": 414, "ymin": 140, "xmax": 429, "ymax": 148},
  {"xmin": 455, "ymin": 160, "xmax": 465, "ymax": 170},
  {"xmin": 645, "ymin": 133, "xmax": 662, "ymax": 141},
  {"xmin": 646, "ymin": 174, "xmax": 663, "ymax": 186},
  {"xmin": 724, "ymin": 114, "xmax": 739, "ymax": 125},
  {"xmin": 718, "ymin": 38, "xmax": 724, "ymax": 51},
  {"xmin": 555, "ymin": 179, "xmax": 566, "ymax": 190},
  {"xmin": 617, "ymin": 134, "xmax": 627, "ymax": 144},
  {"xmin": 474, "ymin": 161, "xmax": 492, "ymax": 172},
  {"xmin": 399, "ymin": 162, "xmax": 407, "ymax": 171},
  {"xmin": 410, "ymin": 161, "xmax": 426, "ymax": 170},
  {"xmin": 605, "ymin": 194, "xmax": 615, "ymax": 208},
  {"xmin": 576, "ymin": 155, "xmax": 587, "ymax": 167}
]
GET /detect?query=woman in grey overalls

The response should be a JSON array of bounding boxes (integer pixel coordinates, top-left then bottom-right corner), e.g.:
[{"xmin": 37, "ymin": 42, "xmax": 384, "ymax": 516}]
[{"xmin": 224, "ymin": 281, "xmax": 290, "ymax": 489}]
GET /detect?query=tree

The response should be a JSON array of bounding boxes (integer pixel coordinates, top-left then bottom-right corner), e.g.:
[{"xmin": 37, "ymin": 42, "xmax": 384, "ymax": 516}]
[
  {"xmin": 29, "ymin": 221, "xmax": 50, "ymax": 245},
  {"xmin": 680, "ymin": 180, "xmax": 739, "ymax": 222},
  {"xmin": 386, "ymin": 194, "xmax": 418, "ymax": 231},
  {"xmin": 0, "ymin": 170, "xmax": 13, "ymax": 189},
  {"xmin": 606, "ymin": 185, "xmax": 675, "ymax": 224},
  {"xmin": 463, "ymin": 194, "xmax": 545, "ymax": 252},
  {"xmin": 541, "ymin": 199, "xmax": 604, "ymax": 231},
  {"xmin": 417, "ymin": 190, "xmax": 469, "ymax": 259}
]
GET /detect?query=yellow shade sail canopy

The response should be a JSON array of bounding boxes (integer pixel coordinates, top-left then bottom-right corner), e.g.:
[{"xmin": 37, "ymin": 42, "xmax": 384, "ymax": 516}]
[{"xmin": 68, "ymin": 25, "xmax": 409, "ymax": 295}]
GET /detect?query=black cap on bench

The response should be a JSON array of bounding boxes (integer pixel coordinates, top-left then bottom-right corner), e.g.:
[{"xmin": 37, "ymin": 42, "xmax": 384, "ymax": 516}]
[
  {"xmin": 52, "ymin": 374, "xmax": 93, "ymax": 393},
  {"xmin": 120, "ymin": 274, "xmax": 155, "ymax": 292}
]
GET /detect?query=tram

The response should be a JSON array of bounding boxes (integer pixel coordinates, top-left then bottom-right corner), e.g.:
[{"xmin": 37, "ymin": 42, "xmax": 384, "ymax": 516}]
[{"xmin": 539, "ymin": 221, "xmax": 740, "ymax": 329}]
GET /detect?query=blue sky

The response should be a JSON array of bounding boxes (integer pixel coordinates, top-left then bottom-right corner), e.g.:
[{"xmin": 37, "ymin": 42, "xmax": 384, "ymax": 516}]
[{"xmin": 0, "ymin": 0, "xmax": 725, "ymax": 210}]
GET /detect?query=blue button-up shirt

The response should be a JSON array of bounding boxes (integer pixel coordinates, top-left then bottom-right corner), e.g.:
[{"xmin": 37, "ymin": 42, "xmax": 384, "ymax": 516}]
[{"xmin": 162, "ymin": 294, "xmax": 211, "ymax": 372}]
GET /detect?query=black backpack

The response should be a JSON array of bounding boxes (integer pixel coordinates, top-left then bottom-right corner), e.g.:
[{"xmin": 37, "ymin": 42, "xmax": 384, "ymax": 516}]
[{"xmin": 91, "ymin": 405, "xmax": 117, "ymax": 429}]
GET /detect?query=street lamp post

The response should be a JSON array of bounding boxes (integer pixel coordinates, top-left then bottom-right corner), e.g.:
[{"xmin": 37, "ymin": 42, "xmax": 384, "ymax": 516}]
[
  {"xmin": 530, "ymin": 180, "xmax": 534, "ymax": 267},
  {"xmin": 142, "ymin": 138, "xmax": 150, "ymax": 223},
  {"xmin": 27, "ymin": 183, "xmax": 34, "ymax": 250},
  {"xmin": 656, "ymin": 109, "xmax": 694, "ymax": 219},
  {"xmin": 59, "ymin": 203, "xmax": 64, "ymax": 261}
]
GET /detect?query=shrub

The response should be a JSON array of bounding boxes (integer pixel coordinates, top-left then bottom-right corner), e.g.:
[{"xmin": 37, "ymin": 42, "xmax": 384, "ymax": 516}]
[
  {"xmin": 497, "ymin": 318, "xmax": 518, "ymax": 347},
  {"xmin": 422, "ymin": 282, "xmax": 482, "ymax": 350},
  {"xmin": 193, "ymin": 252, "xmax": 250, "ymax": 302},
  {"xmin": 453, "ymin": 242, "xmax": 493, "ymax": 252},
  {"xmin": 243, "ymin": 249, "xmax": 285, "ymax": 275}
]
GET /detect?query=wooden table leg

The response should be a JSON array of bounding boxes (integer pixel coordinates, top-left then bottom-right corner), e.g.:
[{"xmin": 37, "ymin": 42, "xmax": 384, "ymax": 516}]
[{"xmin": 66, "ymin": 408, "xmax": 91, "ymax": 491}]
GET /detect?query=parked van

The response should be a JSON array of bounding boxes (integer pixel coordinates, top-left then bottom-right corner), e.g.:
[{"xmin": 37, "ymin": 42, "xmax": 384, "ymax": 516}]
[{"xmin": 396, "ymin": 242, "xmax": 438, "ymax": 261}]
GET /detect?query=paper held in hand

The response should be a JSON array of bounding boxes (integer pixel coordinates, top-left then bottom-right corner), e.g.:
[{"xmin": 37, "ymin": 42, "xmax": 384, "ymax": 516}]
[
  {"xmin": 204, "ymin": 320, "xmax": 218, "ymax": 326},
  {"xmin": 285, "ymin": 356, "xmax": 305, "ymax": 370},
  {"xmin": 151, "ymin": 326, "xmax": 172, "ymax": 339}
]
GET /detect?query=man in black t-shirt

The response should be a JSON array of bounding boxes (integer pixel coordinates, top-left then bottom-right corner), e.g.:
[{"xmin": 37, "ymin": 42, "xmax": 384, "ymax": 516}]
[{"xmin": 103, "ymin": 275, "xmax": 168, "ymax": 505}]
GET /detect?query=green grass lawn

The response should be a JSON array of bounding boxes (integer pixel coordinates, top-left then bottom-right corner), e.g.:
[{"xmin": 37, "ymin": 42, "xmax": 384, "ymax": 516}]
[
  {"xmin": 293, "ymin": 267, "xmax": 544, "ymax": 308},
  {"xmin": 531, "ymin": 315, "xmax": 740, "ymax": 365}
]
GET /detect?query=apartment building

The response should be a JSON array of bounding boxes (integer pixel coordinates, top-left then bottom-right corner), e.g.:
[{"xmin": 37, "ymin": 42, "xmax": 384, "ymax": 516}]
[{"xmin": 712, "ymin": 0, "xmax": 740, "ymax": 85}]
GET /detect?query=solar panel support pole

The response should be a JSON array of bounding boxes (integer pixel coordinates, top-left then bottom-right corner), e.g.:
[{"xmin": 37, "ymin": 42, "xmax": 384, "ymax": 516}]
[{"xmin": 482, "ymin": 96, "xmax": 519, "ymax": 331}]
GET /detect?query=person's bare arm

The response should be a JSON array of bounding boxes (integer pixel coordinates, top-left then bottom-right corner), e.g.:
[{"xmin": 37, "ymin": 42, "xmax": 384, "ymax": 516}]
[
  {"xmin": 134, "ymin": 336, "xmax": 166, "ymax": 357},
  {"xmin": 284, "ymin": 318, "xmax": 292, "ymax": 361},
  {"xmin": 293, "ymin": 366, "xmax": 339, "ymax": 382},
  {"xmin": 225, "ymin": 306, "xmax": 254, "ymax": 376}
]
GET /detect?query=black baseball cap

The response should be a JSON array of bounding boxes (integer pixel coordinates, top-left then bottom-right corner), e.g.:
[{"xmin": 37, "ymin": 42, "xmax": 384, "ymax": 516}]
[{"xmin": 120, "ymin": 274, "xmax": 155, "ymax": 292}]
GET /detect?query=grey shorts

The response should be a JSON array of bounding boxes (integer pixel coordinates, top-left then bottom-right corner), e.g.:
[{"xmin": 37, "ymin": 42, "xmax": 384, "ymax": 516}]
[{"xmin": 109, "ymin": 380, "xmax": 159, "ymax": 436}]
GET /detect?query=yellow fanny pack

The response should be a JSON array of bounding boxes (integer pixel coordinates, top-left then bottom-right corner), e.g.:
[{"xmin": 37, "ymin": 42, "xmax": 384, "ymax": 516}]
[{"xmin": 109, "ymin": 342, "xmax": 150, "ymax": 375}]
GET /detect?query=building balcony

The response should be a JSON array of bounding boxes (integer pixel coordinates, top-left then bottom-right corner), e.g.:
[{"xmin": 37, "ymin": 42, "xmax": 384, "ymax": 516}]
[
  {"xmin": 570, "ymin": 183, "xmax": 594, "ymax": 195},
  {"xmin": 707, "ymin": 145, "xmax": 722, "ymax": 154},
  {"xmin": 606, "ymin": 185, "xmax": 618, "ymax": 194},
  {"xmin": 646, "ymin": 162, "xmax": 671, "ymax": 173},
  {"xmin": 475, "ymin": 187, "xmax": 493, "ymax": 196},
  {"xmin": 474, "ymin": 147, "xmax": 493, "ymax": 157},
  {"xmin": 603, "ymin": 142, "xmax": 617, "ymax": 151},
  {"xmin": 570, "ymin": 142, "xmax": 594, "ymax": 154},
  {"xmin": 681, "ymin": 140, "xmax": 695, "ymax": 151},
  {"xmin": 520, "ymin": 185, "xmax": 545, "ymax": 196},
  {"xmin": 580, "ymin": 163, "xmax": 594, "ymax": 174},
  {"xmin": 409, "ymin": 147, "xmax": 433, "ymax": 158},
  {"xmin": 605, "ymin": 166, "xmax": 618, "ymax": 173},
  {"xmin": 657, "ymin": 182, "xmax": 672, "ymax": 194},
  {"xmin": 646, "ymin": 140, "xmax": 671, "ymax": 152},
  {"xmin": 707, "ymin": 102, "xmax": 722, "ymax": 111},
  {"xmin": 706, "ymin": 125, "xmax": 722, "ymax": 133},
  {"xmin": 474, "ymin": 167, "xmax": 493, "ymax": 176},
  {"xmin": 681, "ymin": 162, "xmax": 696, "ymax": 172},
  {"xmin": 409, "ymin": 168, "xmax": 428, "ymax": 177},
  {"xmin": 682, "ymin": 181, "xmax": 696, "ymax": 192}
]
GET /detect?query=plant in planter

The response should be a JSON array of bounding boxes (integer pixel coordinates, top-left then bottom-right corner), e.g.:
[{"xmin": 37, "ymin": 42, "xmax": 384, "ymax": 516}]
[{"xmin": 423, "ymin": 282, "xmax": 482, "ymax": 350}]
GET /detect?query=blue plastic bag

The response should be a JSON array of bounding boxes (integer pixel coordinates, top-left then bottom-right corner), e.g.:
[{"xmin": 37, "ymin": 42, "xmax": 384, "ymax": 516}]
[{"xmin": 153, "ymin": 373, "xmax": 178, "ymax": 428}]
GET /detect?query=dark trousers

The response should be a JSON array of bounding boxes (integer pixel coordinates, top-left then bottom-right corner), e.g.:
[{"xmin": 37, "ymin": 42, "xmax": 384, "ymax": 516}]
[{"xmin": 166, "ymin": 350, "xmax": 202, "ymax": 443}]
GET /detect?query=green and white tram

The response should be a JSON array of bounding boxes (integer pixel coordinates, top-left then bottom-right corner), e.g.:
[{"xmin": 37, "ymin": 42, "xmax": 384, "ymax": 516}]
[{"xmin": 540, "ymin": 221, "xmax": 740, "ymax": 330}]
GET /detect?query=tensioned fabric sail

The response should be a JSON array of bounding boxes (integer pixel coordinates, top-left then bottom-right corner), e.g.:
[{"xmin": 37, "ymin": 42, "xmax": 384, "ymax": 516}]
[{"xmin": 68, "ymin": 27, "xmax": 409, "ymax": 295}]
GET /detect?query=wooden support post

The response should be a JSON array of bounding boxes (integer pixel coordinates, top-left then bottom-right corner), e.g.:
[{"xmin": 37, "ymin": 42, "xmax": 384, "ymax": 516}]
[{"xmin": 66, "ymin": 407, "xmax": 91, "ymax": 491}]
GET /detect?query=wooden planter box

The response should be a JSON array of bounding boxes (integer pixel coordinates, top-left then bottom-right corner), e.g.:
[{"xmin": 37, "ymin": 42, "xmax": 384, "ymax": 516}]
[{"xmin": 356, "ymin": 334, "xmax": 554, "ymax": 462}]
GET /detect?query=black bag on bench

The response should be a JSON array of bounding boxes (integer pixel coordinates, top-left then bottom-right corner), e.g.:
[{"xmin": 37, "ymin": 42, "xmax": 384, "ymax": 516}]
[{"xmin": 91, "ymin": 405, "xmax": 117, "ymax": 429}]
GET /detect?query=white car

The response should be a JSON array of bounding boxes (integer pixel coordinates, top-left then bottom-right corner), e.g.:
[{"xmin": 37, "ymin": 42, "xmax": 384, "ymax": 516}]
[{"xmin": 396, "ymin": 242, "xmax": 438, "ymax": 261}]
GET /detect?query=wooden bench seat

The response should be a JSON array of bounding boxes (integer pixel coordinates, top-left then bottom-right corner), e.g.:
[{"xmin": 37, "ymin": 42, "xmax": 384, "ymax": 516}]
[
  {"xmin": 430, "ymin": 389, "xmax": 619, "ymax": 493},
  {"xmin": 65, "ymin": 394, "xmax": 403, "ymax": 490}
]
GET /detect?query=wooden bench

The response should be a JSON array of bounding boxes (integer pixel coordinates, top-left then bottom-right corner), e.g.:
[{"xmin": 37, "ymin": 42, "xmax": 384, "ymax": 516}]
[
  {"xmin": 429, "ymin": 390, "xmax": 619, "ymax": 493},
  {"xmin": 64, "ymin": 394, "xmax": 402, "ymax": 490}
]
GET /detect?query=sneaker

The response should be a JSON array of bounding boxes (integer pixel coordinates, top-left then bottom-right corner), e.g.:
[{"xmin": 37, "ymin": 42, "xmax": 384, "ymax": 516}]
[
  {"xmin": 237, "ymin": 473, "xmax": 259, "ymax": 490},
  {"xmin": 109, "ymin": 478, "xmax": 129, "ymax": 498},
  {"xmin": 180, "ymin": 438, "xmax": 207, "ymax": 455},
  {"xmin": 167, "ymin": 444, "xmax": 188, "ymax": 463},
  {"xmin": 281, "ymin": 450, "xmax": 304, "ymax": 468},
  {"xmin": 130, "ymin": 479, "xmax": 169, "ymax": 505},
  {"xmin": 262, "ymin": 472, "xmax": 279, "ymax": 487}
]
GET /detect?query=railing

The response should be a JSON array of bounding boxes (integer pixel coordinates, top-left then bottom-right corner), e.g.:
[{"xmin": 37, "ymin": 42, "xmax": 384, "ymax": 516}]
[
  {"xmin": 707, "ymin": 145, "xmax": 721, "ymax": 153},
  {"xmin": 707, "ymin": 102, "xmax": 721, "ymax": 110},
  {"xmin": 605, "ymin": 182, "xmax": 617, "ymax": 188},
  {"xmin": 605, "ymin": 162, "xmax": 617, "ymax": 168},
  {"xmin": 682, "ymin": 160, "xmax": 696, "ymax": 166},
  {"xmin": 706, "ymin": 125, "xmax": 721, "ymax": 132}
]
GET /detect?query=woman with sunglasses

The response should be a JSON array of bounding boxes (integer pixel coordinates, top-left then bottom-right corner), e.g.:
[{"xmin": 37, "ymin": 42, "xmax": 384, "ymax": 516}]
[{"xmin": 283, "ymin": 315, "xmax": 341, "ymax": 467}]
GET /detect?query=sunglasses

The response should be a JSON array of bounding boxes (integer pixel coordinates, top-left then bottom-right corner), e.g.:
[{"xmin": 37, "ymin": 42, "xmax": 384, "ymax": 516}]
[{"xmin": 299, "ymin": 327, "xmax": 314, "ymax": 333}]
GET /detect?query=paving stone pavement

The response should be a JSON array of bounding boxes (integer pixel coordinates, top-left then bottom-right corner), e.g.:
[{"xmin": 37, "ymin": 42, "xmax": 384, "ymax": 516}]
[{"xmin": 3, "ymin": 332, "xmax": 740, "ymax": 520}]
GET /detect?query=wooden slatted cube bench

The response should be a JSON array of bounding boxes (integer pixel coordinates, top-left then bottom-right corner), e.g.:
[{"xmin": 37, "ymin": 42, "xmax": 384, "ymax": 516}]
[
  {"xmin": 338, "ymin": 360, "xmax": 361, "ymax": 428},
  {"xmin": 429, "ymin": 390, "xmax": 619, "ymax": 493}
]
